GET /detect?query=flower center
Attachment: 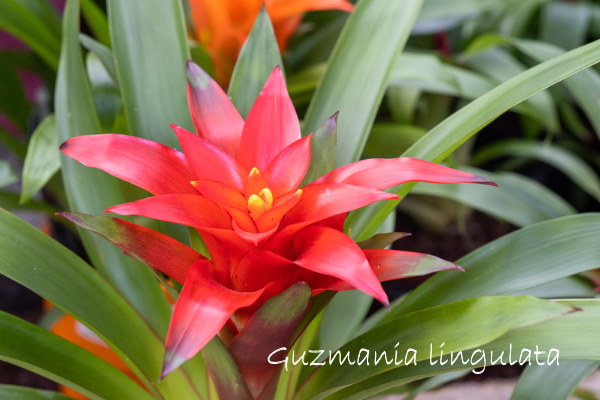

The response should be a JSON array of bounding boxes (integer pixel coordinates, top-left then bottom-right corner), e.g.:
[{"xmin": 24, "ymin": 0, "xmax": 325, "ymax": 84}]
[
  {"xmin": 247, "ymin": 187, "xmax": 274, "ymax": 219},
  {"xmin": 246, "ymin": 167, "xmax": 274, "ymax": 220}
]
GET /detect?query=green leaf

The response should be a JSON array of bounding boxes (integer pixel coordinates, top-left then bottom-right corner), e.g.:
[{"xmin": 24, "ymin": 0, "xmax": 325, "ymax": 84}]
[
  {"xmin": 322, "ymin": 299, "xmax": 600, "ymax": 400},
  {"xmin": 296, "ymin": 296, "xmax": 572, "ymax": 400},
  {"xmin": 80, "ymin": 34, "xmax": 119, "ymax": 85},
  {"xmin": 0, "ymin": 384, "xmax": 74, "ymax": 400},
  {"xmin": 512, "ymin": 39, "xmax": 600, "ymax": 141},
  {"xmin": 202, "ymin": 338, "xmax": 253, "ymax": 400},
  {"xmin": 302, "ymin": 113, "xmax": 338, "ymax": 185},
  {"xmin": 349, "ymin": 38, "xmax": 600, "ymax": 241},
  {"xmin": 382, "ymin": 214, "xmax": 600, "ymax": 320},
  {"xmin": 512, "ymin": 360, "xmax": 600, "ymax": 400},
  {"xmin": 302, "ymin": 0, "xmax": 424, "ymax": 167},
  {"xmin": 463, "ymin": 47, "xmax": 558, "ymax": 132},
  {"xmin": 540, "ymin": 2, "xmax": 590, "ymax": 51},
  {"xmin": 80, "ymin": 0, "xmax": 110, "ymax": 47},
  {"xmin": 228, "ymin": 7, "xmax": 283, "ymax": 118},
  {"xmin": 107, "ymin": 0, "xmax": 191, "ymax": 146},
  {"xmin": 86, "ymin": 52, "xmax": 122, "ymax": 131},
  {"xmin": 412, "ymin": 167, "xmax": 575, "ymax": 227},
  {"xmin": 56, "ymin": 0, "xmax": 171, "ymax": 343},
  {"xmin": 0, "ymin": 311, "xmax": 153, "ymax": 400},
  {"xmin": 0, "ymin": 0, "xmax": 61, "ymax": 69},
  {"xmin": 472, "ymin": 139, "xmax": 600, "ymax": 203},
  {"xmin": 0, "ymin": 161, "xmax": 17, "ymax": 189},
  {"xmin": 0, "ymin": 209, "xmax": 162, "ymax": 383},
  {"xmin": 20, "ymin": 115, "xmax": 60, "ymax": 203}
]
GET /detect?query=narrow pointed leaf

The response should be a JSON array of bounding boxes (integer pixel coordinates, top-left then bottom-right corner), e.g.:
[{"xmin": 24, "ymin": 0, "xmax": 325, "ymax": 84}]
[
  {"xmin": 229, "ymin": 7, "xmax": 283, "ymax": 118},
  {"xmin": 511, "ymin": 360, "xmax": 599, "ymax": 400},
  {"xmin": 202, "ymin": 338, "xmax": 253, "ymax": 400},
  {"xmin": 383, "ymin": 214, "xmax": 600, "ymax": 321},
  {"xmin": 513, "ymin": 38, "xmax": 600, "ymax": 140},
  {"xmin": 0, "ymin": 209, "xmax": 162, "ymax": 381},
  {"xmin": 302, "ymin": 0, "xmax": 424, "ymax": 167},
  {"xmin": 107, "ymin": 0, "xmax": 191, "ymax": 147},
  {"xmin": 472, "ymin": 139, "xmax": 600, "ymax": 203},
  {"xmin": 56, "ymin": 0, "xmax": 171, "ymax": 336},
  {"xmin": 20, "ymin": 115, "xmax": 60, "ymax": 203},
  {"xmin": 412, "ymin": 167, "xmax": 575, "ymax": 227},
  {"xmin": 296, "ymin": 296, "xmax": 573, "ymax": 400},
  {"xmin": 230, "ymin": 282, "xmax": 312, "ymax": 397},
  {"xmin": 350, "ymin": 38, "xmax": 600, "ymax": 240},
  {"xmin": 302, "ymin": 113, "xmax": 338, "ymax": 185},
  {"xmin": 80, "ymin": 34, "xmax": 119, "ymax": 85},
  {"xmin": 318, "ymin": 299, "xmax": 600, "ymax": 400},
  {"xmin": 0, "ymin": 311, "xmax": 153, "ymax": 400}
]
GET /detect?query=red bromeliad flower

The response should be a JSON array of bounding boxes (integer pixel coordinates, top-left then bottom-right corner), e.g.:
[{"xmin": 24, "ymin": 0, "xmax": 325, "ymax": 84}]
[{"xmin": 60, "ymin": 61, "xmax": 495, "ymax": 392}]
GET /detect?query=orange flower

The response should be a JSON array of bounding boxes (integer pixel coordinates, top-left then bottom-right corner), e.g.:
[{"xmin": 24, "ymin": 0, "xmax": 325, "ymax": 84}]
[{"xmin": 189, "ymin": 0, "xmax": 354, "ymax": 85}]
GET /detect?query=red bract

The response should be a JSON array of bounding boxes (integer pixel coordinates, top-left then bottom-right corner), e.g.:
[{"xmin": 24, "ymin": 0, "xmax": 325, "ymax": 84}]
[{"xmin": 60, "ymin": 61, "xmax": 496, "ymax": 386}]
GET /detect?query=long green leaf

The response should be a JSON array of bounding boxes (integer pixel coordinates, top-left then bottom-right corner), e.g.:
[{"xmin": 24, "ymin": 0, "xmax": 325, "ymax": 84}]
[
  {"xmin": 0, "ymin": 209, "xmax": 162, "ymax": 383},
  {"xmin": 107, "ymin": 0, "xmax": 191, "ymax": 146},
  {"xmin": 296, "ymin": 296, "xmax": 572, "ymax": 400},
  {"xmin": 0, "ymin": 0, "xmax": 61, "ymax": 69},
  {"xmin": 56, "ymin": 0, "xmax": 171, "ymax": 337},
  {"xmin": 0, "ymin": 384, "xmax": 74, "ymax": 400},
  {"xmin": 511, "ymin": 360, "xmax": 599, "ymax": 400},
  {"xmin": 228, "ymin": 7, "xmax": 283, "ymax": 118},
  {"xmin": 20, "ymin": 115, "xmax": 60, "ymax": 203},
  {"xmin": 463, "ymin": 47, "xmax": 558, "ymax": 132},
  {"xmin": 350, "ymin": 38, "xmax": 600, "ymax": 240},
  {"xmin": 513, "ymin": 39, "xmax": 600, "ymax": 140},
  {"xmin": 322, "ymin": 299, "xmax": 600, "ymax": 400},
  {"xmin": 382, "ymin": 213, "xmax": 600, "ymax": 320},
  {"xmin": 0, "ymin": 311, "xmax": 153, "ymax": 400},
  {"xmin": 472, "ymin": 139, "xmax": 600, "ymax": 203},
  {"xmin": 302, "ymin": 0, "xmax": 424, "ymax": 167},
  {"xmin": 412, "ymin": 167, "xmax": 575, "ymax": 227}
]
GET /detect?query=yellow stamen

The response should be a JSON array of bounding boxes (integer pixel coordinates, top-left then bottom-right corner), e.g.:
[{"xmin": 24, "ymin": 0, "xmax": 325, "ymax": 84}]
[
  {"xmin": 248, "ymin": 167, "xmax": 261, "ymax": 178},
  {"xmin": 258, "ymin": 188, "xmax": 273, "ymax": 208},
  {"xmin": 247, "ymin": 194, "xmax": 268, "ymax": 219}
]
